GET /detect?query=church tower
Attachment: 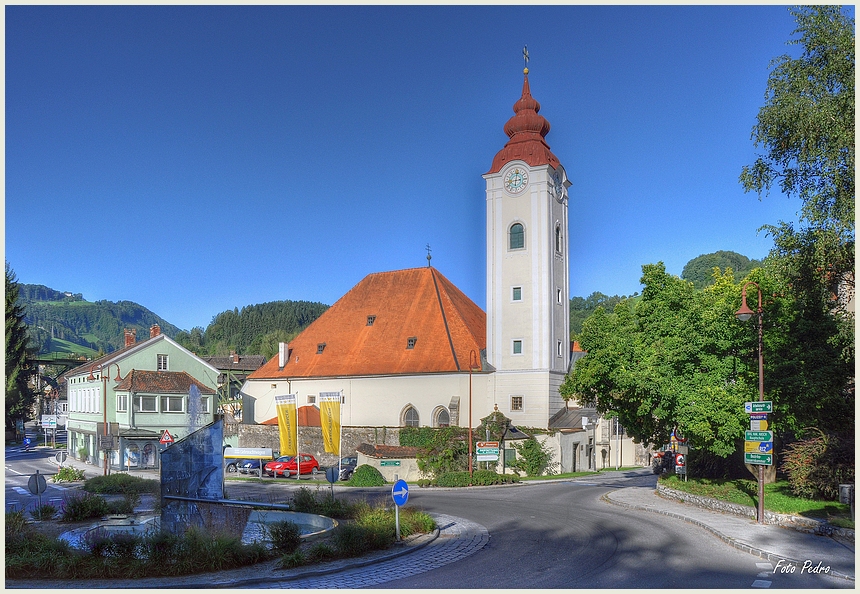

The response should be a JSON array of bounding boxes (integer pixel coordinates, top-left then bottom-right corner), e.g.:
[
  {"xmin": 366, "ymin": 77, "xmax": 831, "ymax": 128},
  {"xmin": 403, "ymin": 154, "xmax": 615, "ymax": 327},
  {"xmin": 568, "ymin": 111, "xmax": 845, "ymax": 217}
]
[{"xmin": 483, "ymin": 62, "xmax": 571, "ymax": 427}]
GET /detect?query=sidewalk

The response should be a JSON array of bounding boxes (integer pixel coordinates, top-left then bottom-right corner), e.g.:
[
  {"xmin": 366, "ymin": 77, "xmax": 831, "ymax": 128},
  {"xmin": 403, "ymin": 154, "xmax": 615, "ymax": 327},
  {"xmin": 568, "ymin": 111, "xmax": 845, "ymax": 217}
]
[{"xmin": 604, "ymin": 483, "xmax": 855, "ymax": 582}]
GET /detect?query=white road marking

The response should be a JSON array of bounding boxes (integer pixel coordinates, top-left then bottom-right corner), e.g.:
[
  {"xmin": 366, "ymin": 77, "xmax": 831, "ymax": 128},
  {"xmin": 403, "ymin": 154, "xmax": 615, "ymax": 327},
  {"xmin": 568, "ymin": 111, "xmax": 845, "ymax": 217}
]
[{"xmin": 751, "ymin": 579, "xmax": 772, "ymax": 588}]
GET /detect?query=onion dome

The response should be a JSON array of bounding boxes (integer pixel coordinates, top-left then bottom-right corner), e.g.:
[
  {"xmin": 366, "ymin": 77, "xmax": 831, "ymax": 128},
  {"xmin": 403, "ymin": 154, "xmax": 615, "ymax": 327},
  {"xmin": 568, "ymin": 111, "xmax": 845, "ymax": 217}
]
[{"xmin": 488, "ymin": 68, "xmax": 560, "ymax": 174}]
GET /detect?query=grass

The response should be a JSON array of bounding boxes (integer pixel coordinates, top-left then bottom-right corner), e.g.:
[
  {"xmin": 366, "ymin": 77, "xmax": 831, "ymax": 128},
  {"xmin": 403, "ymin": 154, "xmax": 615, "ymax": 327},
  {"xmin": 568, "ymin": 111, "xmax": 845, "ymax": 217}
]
[{"xmin": 660, "ymin": 475, "xmax": 854, "ymax": 529}]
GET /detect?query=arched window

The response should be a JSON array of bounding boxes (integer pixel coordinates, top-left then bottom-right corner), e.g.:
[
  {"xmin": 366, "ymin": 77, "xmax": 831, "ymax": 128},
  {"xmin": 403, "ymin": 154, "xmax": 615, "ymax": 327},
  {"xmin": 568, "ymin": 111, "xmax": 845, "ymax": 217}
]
[
  {"xmin": 434, "ymin": 407, "xmax": 450, "ymax": 428},
  {"xmin": 403, "ymin": 406, "xmax": 420, "ymax": 428},
  {"xmin": 555, "ymin": 224, "xmax": 562, "ymax": 254},
  {"xmin": 509, "ymin": 223, "xmax": 525, "ymax": 250}
]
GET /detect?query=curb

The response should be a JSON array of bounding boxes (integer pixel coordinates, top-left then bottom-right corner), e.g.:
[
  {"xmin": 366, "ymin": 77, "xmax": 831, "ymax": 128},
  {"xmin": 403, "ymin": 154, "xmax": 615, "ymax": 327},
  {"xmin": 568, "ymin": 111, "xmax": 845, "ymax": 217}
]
[{"xmin": 602, "ymin": 490, "xmax": 855, "ymax": 583}]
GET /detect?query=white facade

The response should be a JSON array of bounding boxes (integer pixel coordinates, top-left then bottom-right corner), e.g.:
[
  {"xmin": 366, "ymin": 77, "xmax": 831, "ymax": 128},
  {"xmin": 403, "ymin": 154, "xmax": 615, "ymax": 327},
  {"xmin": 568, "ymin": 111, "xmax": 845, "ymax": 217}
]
[{"xmin": 484, "ymin": 161, "xmax": 571, "ymax": 427}]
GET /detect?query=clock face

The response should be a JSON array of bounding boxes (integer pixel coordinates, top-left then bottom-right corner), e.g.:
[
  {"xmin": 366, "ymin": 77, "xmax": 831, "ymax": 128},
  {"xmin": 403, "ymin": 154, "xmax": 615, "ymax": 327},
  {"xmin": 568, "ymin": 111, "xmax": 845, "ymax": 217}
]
[{"xmin": 504, "ymin": 167, "xmax": 529, "ymax": 194}]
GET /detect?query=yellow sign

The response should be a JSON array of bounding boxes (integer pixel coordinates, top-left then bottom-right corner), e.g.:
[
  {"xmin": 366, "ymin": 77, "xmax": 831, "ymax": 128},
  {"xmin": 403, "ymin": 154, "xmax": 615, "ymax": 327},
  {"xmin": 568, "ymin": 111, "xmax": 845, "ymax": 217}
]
[
  {"xmin": 275, "ymin": 394, "xmax": 297, "ymax": 456},
  {"xmin": 745, "ymin": 441, "xmax": 763, "ymax": 452},
  {"xmin": 750, "ymin": 419, "xmax": 769, "ymax": 431}
]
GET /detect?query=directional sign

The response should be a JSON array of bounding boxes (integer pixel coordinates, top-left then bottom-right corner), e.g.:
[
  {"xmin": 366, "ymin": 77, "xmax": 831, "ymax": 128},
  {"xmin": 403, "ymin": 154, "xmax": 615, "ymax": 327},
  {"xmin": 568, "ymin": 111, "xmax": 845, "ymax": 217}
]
[
  {"xmin": 749, "ymin": 412, "xmax": 768, "ymax": 421},
  {"xmin": 745, "ymin": 430, "xmax": 773, "ymax": 442},
  {"xmin": 476, "ymin": 441, "xmax": 499, "ymax": 449},
  {"xmin": 744, "ymin": 452, "xmax": 773, "ymax": 465},
  {"xmin": 744, "ymin": 401, "xmax": 773, "ymax": 414},
  {"xmin": 749, "ymin": 419, "xmax": 769, "ymax": 431},
  {"xmin": 744, "ymin": 441, "xmax": 763, "ymax": 453},
  {"xmin": 159, "ymin": 430, "xmax": 174, "ymax": 445},
  {"xmin": 380, "ymin": 460, "xmax": 401, "ymax": 467},
  {"xmin": 41, "ymin": 415, "xmax": 57, "ymax": 428},
  {"xmin": 391, "ymin": 479, "xmax": 409, "ymax": 507},
  {"xmin": 758, "ymin": 442, "xmax": 774, "ymax": 453}
]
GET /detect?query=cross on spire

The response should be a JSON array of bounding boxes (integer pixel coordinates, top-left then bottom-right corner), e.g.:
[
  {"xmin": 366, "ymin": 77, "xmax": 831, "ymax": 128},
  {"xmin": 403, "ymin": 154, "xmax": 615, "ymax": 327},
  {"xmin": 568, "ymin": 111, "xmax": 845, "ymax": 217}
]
[
  {"xmin": 523, "ymin": 45, "xmax": 529, "ymax": 73},
  {"xmin": 426, "ymin": 244, "xmax": 432, "ymax": 267}
]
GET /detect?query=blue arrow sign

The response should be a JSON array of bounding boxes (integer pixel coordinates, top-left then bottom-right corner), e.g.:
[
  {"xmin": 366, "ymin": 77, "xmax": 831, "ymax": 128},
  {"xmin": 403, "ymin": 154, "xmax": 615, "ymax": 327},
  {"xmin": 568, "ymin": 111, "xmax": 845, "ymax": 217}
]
[
  {"xmin": 749, "ymin": 413, "xmax": 768, "ymax": 420},
  {"xmin": 391, "ymin": 479, "xmax": 409, "ymax": 507}
]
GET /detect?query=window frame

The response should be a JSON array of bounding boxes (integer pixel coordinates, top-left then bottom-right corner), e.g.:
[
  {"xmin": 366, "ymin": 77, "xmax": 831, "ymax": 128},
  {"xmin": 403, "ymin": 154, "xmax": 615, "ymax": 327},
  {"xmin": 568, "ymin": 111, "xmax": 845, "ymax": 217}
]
[
  {"xmin": 161, "ymin": 395, "xmax": 185, "ymax": 413},
  {"xmin": 403, "ymin": 406, "xmax": 420, "ymax": 428},
  {"xmin": 511, "ymin": 396, "xmax": 524, "ymax": 411},
  {"xmin": 157, "ymin": 354, "xmax": 169, "ymax": 371},
  {"xmin": 509, "ymin": 222, "xmax": 525, "ymax": 250},
  {"xmin": 135, "ymin": 395, "xmax": 157, "ymax": 413},
  {"xmin": 116, "ymin": 393, "xmax": 128, "ymax": 413},
  {"xmin": 512, "ymin": 286, "xmax": 522, "ymax": 302},
  {"xmin": 512, "ymin": 339, "xmax": 523, "ymax": 355}
]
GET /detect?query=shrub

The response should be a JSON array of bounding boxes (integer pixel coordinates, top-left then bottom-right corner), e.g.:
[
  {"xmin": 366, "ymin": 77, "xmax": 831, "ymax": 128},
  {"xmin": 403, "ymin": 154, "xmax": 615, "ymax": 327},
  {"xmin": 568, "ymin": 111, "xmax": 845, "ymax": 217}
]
[
  {"xmin": 782, "ymin": 430, "xmax": 854, "ymax": 500},
  {"xmin": 29, "ymin": 503, "xmax": 57, "ymax": 521},
  {"xmin": 306, "ymin": 542, "xmax": 337, "ymax": 563},
  {"xmin": 5, "ymin": 509, "xmax": 28, "ymax": 537},
  {"xmin": 510, "ymin": 436, "xmax": 557, "ymax": 476},
  {"xmin": 78, "ymin": 447, "xmax": 88, "ymax": 461},
  {"xmin": 84, "ymin": 473, "xmax": 159, "ymax": 495},
  {"xmin": 471, "ymin": 470, "xmax": 503, "ymax": 486},
  {"xmin": 435, "ymin": 471, "xmax": 471, "ymax": 487},
  {"xmin": 279, "ymin": 550, "xmax": 306, "ymax": 568},
  {"xmin": 53, "ymin": 466, "xmax": 86, "ymax": 482},
  {"xmin": 289, "ymin": 486, "xmax": 355, "ymax": 518},
  {"xmin": 347, "ymin": 464, "xmax": 386, "ymax": 487},
  {"xmin": 332, "ymin": 523, "xmax": 388, "ymax": 557},
  {"xmin": 61, "ymin": 492, "xmax": 110, "ymax": 521},
  {"xmin": 265, "ymin": 520, "xmax": 302, "ymax": 555}
]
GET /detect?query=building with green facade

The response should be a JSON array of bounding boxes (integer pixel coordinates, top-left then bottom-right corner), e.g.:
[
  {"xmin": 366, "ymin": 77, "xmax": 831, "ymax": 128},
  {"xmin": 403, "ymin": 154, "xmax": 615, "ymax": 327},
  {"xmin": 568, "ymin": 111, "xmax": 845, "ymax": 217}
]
[{"xmin": 63, "ymin": 325, "xmax": 219, "ymax": 471}]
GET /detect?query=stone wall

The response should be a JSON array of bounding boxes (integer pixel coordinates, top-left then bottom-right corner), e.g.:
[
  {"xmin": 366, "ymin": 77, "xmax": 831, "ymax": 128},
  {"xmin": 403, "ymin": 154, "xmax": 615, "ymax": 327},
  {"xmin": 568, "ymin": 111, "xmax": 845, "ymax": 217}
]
[
  {"xmin": 236, "ymin": 424, "xmax": 400, "ymax": 467},
  {"xmin": 656, "ymin": 483, "xmax": 855, "ymax": 539}
]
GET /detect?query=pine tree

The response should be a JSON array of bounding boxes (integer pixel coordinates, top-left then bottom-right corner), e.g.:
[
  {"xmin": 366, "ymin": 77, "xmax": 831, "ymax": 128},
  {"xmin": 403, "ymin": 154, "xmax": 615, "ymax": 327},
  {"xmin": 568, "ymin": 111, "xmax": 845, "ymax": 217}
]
[{"xmin": 6, "ymin": 262, "xmax": 36, "ymax": 431}]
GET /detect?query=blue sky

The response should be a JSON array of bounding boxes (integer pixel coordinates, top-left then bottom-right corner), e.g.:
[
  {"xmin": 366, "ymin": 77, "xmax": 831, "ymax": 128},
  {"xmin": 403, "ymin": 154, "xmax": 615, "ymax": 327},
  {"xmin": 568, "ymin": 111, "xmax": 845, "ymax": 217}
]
[{"xmin": 5, "ymin": 5, "xmax": 830, "ymax": 332}]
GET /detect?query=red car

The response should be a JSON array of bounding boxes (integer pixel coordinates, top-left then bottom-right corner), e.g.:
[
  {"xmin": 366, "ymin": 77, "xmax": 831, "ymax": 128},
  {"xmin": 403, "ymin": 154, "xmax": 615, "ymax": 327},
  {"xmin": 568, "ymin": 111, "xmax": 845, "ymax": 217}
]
[{"xmin": 264, "ymin": 453, "xmax": 320, "ymax": 478}]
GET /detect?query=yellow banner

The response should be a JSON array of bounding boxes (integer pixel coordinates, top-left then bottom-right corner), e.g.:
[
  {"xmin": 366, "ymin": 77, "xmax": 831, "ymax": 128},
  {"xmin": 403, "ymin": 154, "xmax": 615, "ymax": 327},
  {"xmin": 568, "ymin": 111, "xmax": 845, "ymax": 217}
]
[
  {"xmin": 745, "ymin": 441, "xmax": 764, "ymax": 453},
  {"xmin": 319, "ymin": 392, "xmax": 341, "ymax": 455},
  {"xmin": 275, "ymin": 394, "xmax": 297, "ymax": 456}
]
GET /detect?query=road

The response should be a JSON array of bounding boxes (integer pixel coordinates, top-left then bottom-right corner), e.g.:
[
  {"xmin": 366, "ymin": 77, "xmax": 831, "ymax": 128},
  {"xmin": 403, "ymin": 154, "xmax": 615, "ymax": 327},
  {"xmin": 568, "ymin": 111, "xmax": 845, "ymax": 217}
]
[
  {"xmin": 222, "ymin": 470, "xmax": 848, "ymax": 588},
  {"xmin": 4, "ymin": 451, "xmax": 850, "ymax": 588}
]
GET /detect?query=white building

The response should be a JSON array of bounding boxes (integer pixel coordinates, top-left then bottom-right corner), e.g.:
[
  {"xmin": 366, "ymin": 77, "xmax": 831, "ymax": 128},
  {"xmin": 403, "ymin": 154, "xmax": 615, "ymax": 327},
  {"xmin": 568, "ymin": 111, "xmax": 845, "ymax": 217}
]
[{"xmin": 240, "ymin": 66, "xmax": 642, "ymax": 472}]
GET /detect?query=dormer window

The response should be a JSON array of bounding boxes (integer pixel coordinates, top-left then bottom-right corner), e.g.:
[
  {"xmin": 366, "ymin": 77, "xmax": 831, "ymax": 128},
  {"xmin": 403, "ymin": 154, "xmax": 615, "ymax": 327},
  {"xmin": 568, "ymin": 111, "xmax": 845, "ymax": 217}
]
[
  {"xmin": 157, "ymin": 354, "xmax": 169, "ymax": 371},
  {"xmin": 367, "ymin": 315, "xmax": 376, "ymax": 326},
  {"xmin": 317, "ymin": 343, "xmax": 326, "ymax": 354},
  {"xmin": 407, "ymin": 337, "xmax": 417, "ymax": 349}
]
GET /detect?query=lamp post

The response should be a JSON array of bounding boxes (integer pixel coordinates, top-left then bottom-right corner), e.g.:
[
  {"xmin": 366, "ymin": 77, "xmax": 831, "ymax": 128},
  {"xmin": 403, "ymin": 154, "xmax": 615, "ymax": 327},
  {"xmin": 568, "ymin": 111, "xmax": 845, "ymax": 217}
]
[
  {"xmin": 89, "ymin": 363, "xmax": 122, "ymax": 476},
  {"xmin": 735, "ymin": 281, "xmax": 765, "ymax": 524},
  {"xmin": 468, "ymin": 350, "xmax": 479, "ymax": 480}
]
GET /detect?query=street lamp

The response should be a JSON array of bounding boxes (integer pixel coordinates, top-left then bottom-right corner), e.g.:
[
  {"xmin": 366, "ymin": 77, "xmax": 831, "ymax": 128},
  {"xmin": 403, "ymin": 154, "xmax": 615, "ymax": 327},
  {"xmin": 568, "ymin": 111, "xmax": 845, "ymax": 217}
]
[
  {"xmin": 89, "ymin": 363, "xmax": 122, "ymax": 476},
  {"xmin": 735, "ymin": 281, "xmax": 765, "ymax": 524},
  {"xmin": 468, "ymin": 350, "xmax": 479, "ymax": 480}
]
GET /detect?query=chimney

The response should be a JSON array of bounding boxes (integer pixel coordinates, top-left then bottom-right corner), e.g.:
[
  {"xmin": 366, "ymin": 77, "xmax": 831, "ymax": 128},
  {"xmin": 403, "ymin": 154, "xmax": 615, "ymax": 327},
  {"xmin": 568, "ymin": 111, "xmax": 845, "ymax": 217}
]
[
  {"xmin": 124, "ymin": 328, "xmax": 137, "ymax": 347},
  {"xmin": 150, "ymin": 324, "xmax": 161, "ymax": 338},
  {"xmin": 231, "ymin": 351, "xmax": 239, "ymax": 364},
  {"xmin": 278, "ymin": 342, "xmax": 288, "ymax": 370}
]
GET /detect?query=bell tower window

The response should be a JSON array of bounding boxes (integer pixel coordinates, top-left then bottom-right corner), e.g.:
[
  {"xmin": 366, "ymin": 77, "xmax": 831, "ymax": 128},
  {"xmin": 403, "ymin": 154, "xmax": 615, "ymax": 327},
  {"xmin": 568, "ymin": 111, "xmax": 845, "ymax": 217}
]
[{"xmin": 509, "ymin": 223, "xmax": 525, "ymax": 250}]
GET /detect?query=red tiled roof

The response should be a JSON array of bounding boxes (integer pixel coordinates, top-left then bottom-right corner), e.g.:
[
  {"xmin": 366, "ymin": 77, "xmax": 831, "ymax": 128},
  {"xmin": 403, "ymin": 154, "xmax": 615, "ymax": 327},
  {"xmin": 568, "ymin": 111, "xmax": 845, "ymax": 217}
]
[
  {"xmin": 262, "ymin": 405, "xmax": 321, "ymax": 427},
  {"xmin": 113, "ymin": 369, "xmax": 216, "ymax": 395},
  {"xmin": 249, "ymin": 267, "xmax": 486, "ymax": 379},
  {"xmin": 356, "ymin": 443, "xmax": 422, "ymax": 459}
]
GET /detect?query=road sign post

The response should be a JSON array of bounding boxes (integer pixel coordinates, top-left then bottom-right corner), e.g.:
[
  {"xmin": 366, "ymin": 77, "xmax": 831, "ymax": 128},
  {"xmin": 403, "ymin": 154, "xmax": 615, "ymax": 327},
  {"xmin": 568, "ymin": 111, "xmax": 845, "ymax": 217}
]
[{"xmin": 391, "ymin": 478, "xmax": 409, "ymax": 541}]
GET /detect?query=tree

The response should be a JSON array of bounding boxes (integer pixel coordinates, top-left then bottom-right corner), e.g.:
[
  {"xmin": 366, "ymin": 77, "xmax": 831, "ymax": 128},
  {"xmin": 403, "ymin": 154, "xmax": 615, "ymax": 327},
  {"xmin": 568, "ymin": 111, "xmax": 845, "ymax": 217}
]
[
  {"xmin": 740, "ymin": 5, "xmax": 854, "ymax": 437},
  {"xmin": 681, "ymin": 251, "xmax": 761, "ymax": 290},
  {"xmin": 560, "ymin": 263, "xmax": 759, "ymax": 458},
  {"xmin": 6, "ymin": 263, "xmax": 36, "ymax": 431}
]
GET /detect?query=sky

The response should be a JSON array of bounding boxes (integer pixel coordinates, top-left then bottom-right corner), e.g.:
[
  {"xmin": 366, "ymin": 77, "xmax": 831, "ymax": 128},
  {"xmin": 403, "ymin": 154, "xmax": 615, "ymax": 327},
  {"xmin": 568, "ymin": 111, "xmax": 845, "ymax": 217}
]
[{"xmin": 5, "ymin": 5, "xmax": 834, "ymax": 332}]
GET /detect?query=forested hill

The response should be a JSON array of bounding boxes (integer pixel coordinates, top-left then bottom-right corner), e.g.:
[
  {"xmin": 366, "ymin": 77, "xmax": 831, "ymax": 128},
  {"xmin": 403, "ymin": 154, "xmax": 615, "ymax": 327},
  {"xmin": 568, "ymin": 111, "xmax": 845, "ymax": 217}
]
[
  {"xmin": 175, "ymin": 301, "xmax": 329, "ymax": 359},
  {"xmin": 21, "ymin": 285, "xmax": 182, "ymax": 355},
  {"xmin": 20, "ymin": 283, "xmax": 329, "ymax": 360}
]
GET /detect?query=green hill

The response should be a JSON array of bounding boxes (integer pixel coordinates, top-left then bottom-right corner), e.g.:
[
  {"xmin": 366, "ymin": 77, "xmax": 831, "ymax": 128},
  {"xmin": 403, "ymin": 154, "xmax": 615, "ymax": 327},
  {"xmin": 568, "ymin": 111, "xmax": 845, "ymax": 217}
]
[{"xmin": 21, "ymin": 285, "xmax": 182, "ymax": 355}]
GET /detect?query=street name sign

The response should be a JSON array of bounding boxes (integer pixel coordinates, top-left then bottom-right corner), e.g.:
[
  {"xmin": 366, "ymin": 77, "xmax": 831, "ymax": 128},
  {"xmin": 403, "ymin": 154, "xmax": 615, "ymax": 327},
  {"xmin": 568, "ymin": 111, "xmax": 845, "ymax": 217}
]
[
  {"xmin": 224, "ymin": 447, "xmax": 272, "ymax": 459},
  {"xmin": 745, "ymin": 430, "xmax": 773, "ymax": 442},
  {"xmin": 745, "ymin": 452, "xmax": 773, "ymax": 465},
  {"xmin": 744, "ymin": 401, "xmax": 773, "ymax": 414}
]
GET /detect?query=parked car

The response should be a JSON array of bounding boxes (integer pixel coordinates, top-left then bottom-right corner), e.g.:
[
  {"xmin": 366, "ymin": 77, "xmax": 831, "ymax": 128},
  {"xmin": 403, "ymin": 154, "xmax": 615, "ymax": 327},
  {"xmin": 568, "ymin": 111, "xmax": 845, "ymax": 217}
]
[
  {"xmin": 225, "ymin": 460, "xmax": 238, "ymax": 473},
  {"xmin": 264, "ymin": 454, "xmax": 320, "ymax": 478},
  {"xmin": 238, "ymin": 459, "xmax": 263, "ymax": 475},
  {"xmin": 338, "ymin": 456, "xmax": 358, "ymax": 481}
]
